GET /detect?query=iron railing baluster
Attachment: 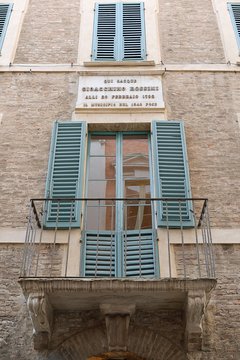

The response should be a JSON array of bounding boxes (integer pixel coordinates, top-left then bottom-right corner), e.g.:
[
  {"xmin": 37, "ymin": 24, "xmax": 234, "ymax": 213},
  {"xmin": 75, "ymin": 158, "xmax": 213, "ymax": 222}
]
[{"xmin": 20, "ymin": 198, "xmax": 215, "ymax": 280}]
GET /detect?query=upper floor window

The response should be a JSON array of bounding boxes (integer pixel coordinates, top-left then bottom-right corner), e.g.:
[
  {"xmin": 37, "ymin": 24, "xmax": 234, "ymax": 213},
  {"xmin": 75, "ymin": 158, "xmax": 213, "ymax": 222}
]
[
  {"xmin": 92, "ymin": 2, "xmax": 146, "ymax": 61},
  {"xmin": 228, "ymin": 3, "xmax": 240, "ymax": 50},
  {"xmin": 0, "ymin": 3, "xmax": 12, "ymax": 51}
]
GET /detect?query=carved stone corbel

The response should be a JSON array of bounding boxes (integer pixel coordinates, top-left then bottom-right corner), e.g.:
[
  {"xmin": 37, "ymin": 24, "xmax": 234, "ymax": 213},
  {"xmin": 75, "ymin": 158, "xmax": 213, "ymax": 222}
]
[
  {"xmin": 100, "ymin": 304, "xmax": 135, "ymax": 352},
  {"xmin": 185, "ymin": 290, "xmax": 206, "ymax": 352},
  {"xmin": 27, "ymin": 292, "xmax": 53, "ymax": 350}
]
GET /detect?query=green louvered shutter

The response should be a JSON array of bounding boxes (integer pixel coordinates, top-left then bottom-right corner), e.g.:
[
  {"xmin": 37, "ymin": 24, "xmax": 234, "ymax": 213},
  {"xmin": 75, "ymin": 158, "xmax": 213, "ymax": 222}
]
[
  {"xmin": 93, "ymin": 3, "xmax": 117, "ymax": 60},
  {"xmin": 83, "ymin": 230, "xmax": 156, "ymax": 278},
  {"xmin": 153, "ymin": 121, "xmax": 193, "ymax": 228},
  {"xmin": 92, "ymin": 2, "xmax": 146, "ymax": 61},
  {"xmin": 122, "ymin": 3, "xmax": 146, "ymax": 60},
  {"xmin": 44, "ymin": 121, "xmax": 86, "ymax": 229},
  {"xmin": 123, "ymin": 230, "xmax": 156, "ymax": 277},
  {"xmin": 0, "ymin": 3, "xmax": 12, "ymax": 51},
  {"xmin": 228, "ymin": 3, "xmax": 240, "ymax": 49},
  {"xmin": 83, "ymin": 231, "xmax": 116, "ymax": 277}
]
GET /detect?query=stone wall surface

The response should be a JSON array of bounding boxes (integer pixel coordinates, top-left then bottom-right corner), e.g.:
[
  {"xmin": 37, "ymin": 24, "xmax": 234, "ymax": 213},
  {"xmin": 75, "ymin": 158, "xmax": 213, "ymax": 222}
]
[
  {"xmin": 0, "ymin": 244, "xmax": 240, "ymax": 359},
  {"xmin": 175, "ymin": 244, "xmax": 240, "ymax": 359},
  {"xmin": 0, "ymin": 73, "xmax": 79, "ymax": 227},
  {"xmin": 158, "ymin": 0, "xmax": 225, "ymax": 63},
  {"xmin": 164, "ymin": 72, "xmax": 240, "ymax": 227},
  {"xmin": 0, "ymin": 73, "xmax": 239, "ymax": 228},
  {"xmin": 14, "ymin": 0, "xmax": 80, "ymax": 63}
]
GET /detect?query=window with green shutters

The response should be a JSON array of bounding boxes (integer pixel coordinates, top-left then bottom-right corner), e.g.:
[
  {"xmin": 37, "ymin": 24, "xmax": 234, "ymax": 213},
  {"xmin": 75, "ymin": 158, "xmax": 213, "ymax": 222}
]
[
  {"xmin": 44, "ymin": 120, "xmax": 192, "ymax": 275},
  {"xmin": 228, "ymin": 3, "xmax": 240, "ymax": 49},
  {"xmin": 92, "ymin": 2, "xmax": 146, "ymax": 61},
  {"xmin": 0, "ymin": 3, "xmax": 12, "ymax": 51}
]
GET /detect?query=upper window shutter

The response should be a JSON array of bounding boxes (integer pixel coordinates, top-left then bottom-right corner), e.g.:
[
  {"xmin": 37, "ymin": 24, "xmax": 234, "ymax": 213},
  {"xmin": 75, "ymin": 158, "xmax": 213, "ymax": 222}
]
[
  {"xmin": 153, "ymin": 121, "xmax": 193, "ymax": 228},
  {"xmin": 228, "ymin": 3, "xmax": 240, "ymax": 49},
  {"xmin": 0, "ymin": 3, "xmax": 13, "ymax": 51},
  {"xmin": 122, "ymin": 3, "xmax": 146, "ymax": 60},
  {"xmin": 92, "ymin": 2, "xmax": 146, "ymax": 61},
  {"xmin": 44, "ymin": 121, "xmax": 86, "ymax": 229},
  {"xmin": 93, "ymin": 3, "xmax": 117, "ymax": 61}
]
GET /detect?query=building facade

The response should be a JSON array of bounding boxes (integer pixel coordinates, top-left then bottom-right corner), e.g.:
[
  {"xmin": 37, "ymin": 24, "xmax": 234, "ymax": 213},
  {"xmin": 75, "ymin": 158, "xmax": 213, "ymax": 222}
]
[{"xmin": 0, "ymin": 0, "xmax": 240, "ymax": 359}]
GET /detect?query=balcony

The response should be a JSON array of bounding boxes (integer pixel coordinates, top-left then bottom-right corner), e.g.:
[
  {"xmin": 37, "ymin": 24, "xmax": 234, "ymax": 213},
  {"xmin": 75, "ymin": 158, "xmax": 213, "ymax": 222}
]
[{"xmin": 19, "ymin": 198, "xmax": 216, "ymax": 353}]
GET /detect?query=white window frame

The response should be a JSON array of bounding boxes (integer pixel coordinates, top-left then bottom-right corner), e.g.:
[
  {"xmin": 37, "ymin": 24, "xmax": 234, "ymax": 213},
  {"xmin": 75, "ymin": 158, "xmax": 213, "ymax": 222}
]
[
  {"xmin": 0, "ymin": 0, "xmax": 29, "ymax": 65},
  {"xmin": 78, "ymin": 0, "xmax": 161, "ymax": 65},
  {"xmin": 212, "ymin": 0, "xmax": 240, "ymax": 64}
]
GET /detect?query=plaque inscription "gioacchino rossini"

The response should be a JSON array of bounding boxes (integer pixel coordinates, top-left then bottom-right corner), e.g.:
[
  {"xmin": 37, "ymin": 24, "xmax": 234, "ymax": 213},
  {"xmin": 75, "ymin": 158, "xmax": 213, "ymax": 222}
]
[{"xmin": 76, "ymin": 75, "xmax": 164, "ymax": 109}]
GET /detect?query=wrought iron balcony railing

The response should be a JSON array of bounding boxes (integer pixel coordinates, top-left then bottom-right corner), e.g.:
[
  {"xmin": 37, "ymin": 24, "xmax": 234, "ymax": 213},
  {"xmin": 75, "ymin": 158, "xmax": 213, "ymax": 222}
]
[{"xmin": 20, "ymin": 198, "xmax": 215, "ymax": 279}]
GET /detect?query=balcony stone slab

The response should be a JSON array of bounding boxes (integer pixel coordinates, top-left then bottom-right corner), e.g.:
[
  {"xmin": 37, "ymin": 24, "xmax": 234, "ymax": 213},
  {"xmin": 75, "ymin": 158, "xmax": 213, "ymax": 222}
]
[{"xmin": 19, "ymin": 278, "xmax": 216, "ymax": 352}]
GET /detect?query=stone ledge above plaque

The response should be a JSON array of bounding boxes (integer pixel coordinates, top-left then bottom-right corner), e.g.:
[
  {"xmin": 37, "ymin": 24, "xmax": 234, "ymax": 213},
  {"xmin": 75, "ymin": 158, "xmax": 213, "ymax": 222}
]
[{"xmin": 76, "ymin": 75, "xmax": 165, "ymax": 112}]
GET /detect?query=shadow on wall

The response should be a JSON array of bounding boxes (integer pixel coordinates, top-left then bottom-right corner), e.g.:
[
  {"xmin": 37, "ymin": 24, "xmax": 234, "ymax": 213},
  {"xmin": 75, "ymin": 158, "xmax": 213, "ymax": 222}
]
[{"xmin": 48, "ymin": 325, "xmax": 186, "ymax": 360}]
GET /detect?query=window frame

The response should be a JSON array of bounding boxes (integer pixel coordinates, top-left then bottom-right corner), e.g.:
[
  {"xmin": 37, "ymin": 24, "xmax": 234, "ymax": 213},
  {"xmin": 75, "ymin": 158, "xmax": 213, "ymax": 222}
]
[
  {"xmin": 0, "ymin": 3, "xmax": 13, "ymax": 51},
  {"xmin": 228, "ymin": 2, "xmax": 240, "ymax": 50}
]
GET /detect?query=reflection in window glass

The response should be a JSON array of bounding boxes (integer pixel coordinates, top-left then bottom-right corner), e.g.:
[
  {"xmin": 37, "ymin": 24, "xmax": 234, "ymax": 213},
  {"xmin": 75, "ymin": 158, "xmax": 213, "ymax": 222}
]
[
  {"xmin": 88, "ymin": 157, "xmax": 116, "ymax": 180},
  {"xmin": 90, "ymin": 136, "xmax": 116, "ymax": 156}
]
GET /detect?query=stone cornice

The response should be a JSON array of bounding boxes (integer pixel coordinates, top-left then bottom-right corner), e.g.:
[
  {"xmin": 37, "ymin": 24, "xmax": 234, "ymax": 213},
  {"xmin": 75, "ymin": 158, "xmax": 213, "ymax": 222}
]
[
  {"xmin": 0, "ymin": 63, "xmax": 240, "ymax": 73},
  {"xmin": 19, "ymin": 278, "xmax": 216, "ymax": 295}
]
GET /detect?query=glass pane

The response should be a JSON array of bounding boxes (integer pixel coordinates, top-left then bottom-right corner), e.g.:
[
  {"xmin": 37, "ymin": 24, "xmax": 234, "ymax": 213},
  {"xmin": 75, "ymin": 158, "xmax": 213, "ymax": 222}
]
[
  {"xmin": 88, "ymin": 180, "xmax": 116, "ymax": 198},
  {"xmin": 124, "ymin": 200, "xmax": 152, "ymax": 230},
  {"xmin": 124, "ymin": 182, "xmax": 150, "ymax": 199},
  {"xmin": 123, "ymin": 134, "xmax": 149, "ymax": 156},
  {"xmin": 90, "ymin": 136, "xmax": 116, "ymax": 156},
  {"xmin": 86, "ymin": 203, "xmax": 115, "ymax": 231},
  {"xmin": 89, "ymin": 156, "xmax": 116, "ymax": 180}
]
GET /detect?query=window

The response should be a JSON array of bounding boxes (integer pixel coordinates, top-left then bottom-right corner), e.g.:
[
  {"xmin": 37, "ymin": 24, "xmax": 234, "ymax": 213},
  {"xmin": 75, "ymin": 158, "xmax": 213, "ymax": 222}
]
[
  {"xmin": 44, "ymin": 121, "xmax": 193, "ymax": 276},
  {"xmin": 92, "ymin": 2, "xmax": 146, "ymax": 61},
  {"xmin": 228, "ymin": 3, "xmax": 240, "ymax": 49},
  {"xmin": 0, "ymin": 3, "xmax": 12, "ymax": 51}
]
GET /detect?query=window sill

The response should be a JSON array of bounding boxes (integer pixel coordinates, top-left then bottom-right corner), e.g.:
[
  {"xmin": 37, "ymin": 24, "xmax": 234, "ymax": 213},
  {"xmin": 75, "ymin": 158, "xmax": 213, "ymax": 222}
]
[{"xmin": 83, "ymin": 60, "xmax": 155, "ymax": 67}]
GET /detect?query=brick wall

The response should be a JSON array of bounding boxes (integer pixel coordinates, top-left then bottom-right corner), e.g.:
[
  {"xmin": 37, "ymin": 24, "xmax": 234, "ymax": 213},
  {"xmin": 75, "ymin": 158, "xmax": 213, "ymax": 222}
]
[
  {"xmin": 158, "ymin": 0, "xmax": 225, "ymax": 63},
  {"xmin": 14, "ymin": 0, "xmax": 80, "ymax": 63},
  {"xmin": 164, "ymin": 72, "xmax": 240, "ymax": 227},
  {"xmin": 0, "ymin": 73, "xmax": 79, "ymax": 227}
]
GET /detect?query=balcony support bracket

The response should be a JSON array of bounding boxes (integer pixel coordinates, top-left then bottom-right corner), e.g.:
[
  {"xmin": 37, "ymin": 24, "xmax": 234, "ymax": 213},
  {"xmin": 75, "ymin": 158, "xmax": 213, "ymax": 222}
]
[
  {"xmin": 27, "ymin": 292, "xmax": 53, "ymax": 350},
  {"xmin": 185, "ymin": 290, "xmax": 207, "ymax": 352},
  {"xmin": 100, "ymin": 304, "xmax": 136, "ymax": 352}
]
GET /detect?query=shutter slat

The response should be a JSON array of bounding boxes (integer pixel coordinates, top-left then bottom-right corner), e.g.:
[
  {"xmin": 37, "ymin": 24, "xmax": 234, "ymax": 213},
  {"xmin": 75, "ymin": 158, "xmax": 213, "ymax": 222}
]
[
  {"xmin": 44, "ymin": 121, "xmax": 85, "ymax": 229},
  {"xmin": 153, "ymin": 121, "xmax": 193, "ymax": 228}
]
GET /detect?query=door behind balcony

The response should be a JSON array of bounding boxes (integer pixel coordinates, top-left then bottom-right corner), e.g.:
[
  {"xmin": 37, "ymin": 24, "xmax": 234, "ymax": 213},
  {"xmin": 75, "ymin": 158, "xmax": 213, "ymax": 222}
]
[{"xmin": 82, "ymin": 133, "xmax": 158, "ymax": 278}]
